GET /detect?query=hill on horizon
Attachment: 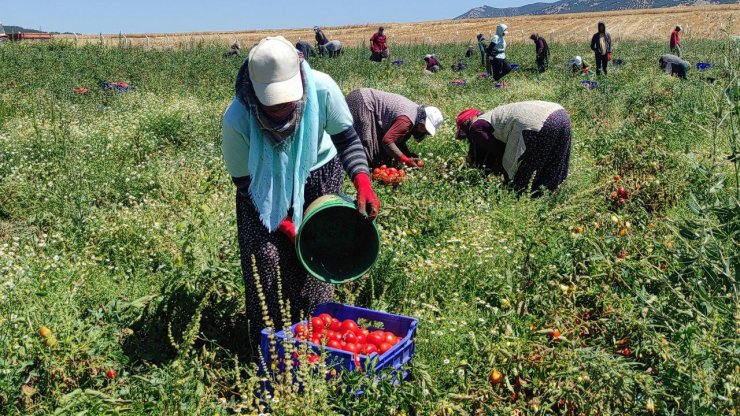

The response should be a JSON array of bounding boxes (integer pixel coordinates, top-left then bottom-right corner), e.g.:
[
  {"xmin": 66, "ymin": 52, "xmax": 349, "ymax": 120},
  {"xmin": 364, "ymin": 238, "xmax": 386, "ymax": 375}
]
[
  {"xmin": 0, "ymin": 25, "xmax": 64, "ymax": 35},
  {"xmin": 456, "ymin": 0, "xmax": 739, "ymax": 19}
]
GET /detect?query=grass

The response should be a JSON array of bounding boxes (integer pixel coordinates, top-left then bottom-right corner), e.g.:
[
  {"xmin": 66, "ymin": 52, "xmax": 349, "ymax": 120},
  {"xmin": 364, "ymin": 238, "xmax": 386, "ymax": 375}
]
[{"xmin": 0, "ymin": 38, "xmax": 738, "ymax": 415}]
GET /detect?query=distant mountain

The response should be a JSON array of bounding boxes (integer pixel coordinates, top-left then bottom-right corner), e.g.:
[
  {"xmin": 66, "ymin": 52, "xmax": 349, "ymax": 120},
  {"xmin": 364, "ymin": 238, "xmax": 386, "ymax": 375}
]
[
  {"xmin": 455, "ymin": 0, "xmax": 739, "ymax": 19},
  {"xmin": 0, "ymin": 25, "xmax": 62, "ymax": 35}
]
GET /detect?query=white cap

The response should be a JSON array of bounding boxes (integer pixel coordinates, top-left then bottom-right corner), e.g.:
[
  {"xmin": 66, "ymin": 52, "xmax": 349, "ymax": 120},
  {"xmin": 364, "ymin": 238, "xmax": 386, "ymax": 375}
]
[
  {"xmin": 425, "ymin": 54, "xmax": 432, "ymax": 59},
  {"xmin": 248, "ymin": 36, "xmax": 302, "ymax": 106},
  {"xmin": 423, "ymin": 106, "xmax": 443, "ymax": 137},
  {"xmin": 574, "ymin": 56, "xmax": 583, "ymax": 65}
]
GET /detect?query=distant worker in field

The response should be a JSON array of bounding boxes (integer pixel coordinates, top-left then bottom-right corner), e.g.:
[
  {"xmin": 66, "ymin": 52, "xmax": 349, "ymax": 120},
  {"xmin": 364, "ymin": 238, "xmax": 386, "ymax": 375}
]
[
  {"xmin": 314, "ymin": 26, "xmax": 329, "ymax": 46},
  {"xmin": 370, "ymin": 27, "xmax": 388, "ymax": 62},
  {"xmin": 566, "ymin": 56, "xmax": 589, "ymax": 75},
  {"xmin": 659, "ymin": 54, "xmax": 690, "ymax": 80},
  {"xmin": 476, "ymin": 34, "xmax": 487, "ymax": 67},
  {"xmin": 454, "ymin": 101, "xmax": 572, "ymax": 193},
  {"xmin": 529, "ymin": 33, "xmax": 550, "ymax": 73},
  {"xmin": 312, "ymin": 26, "xmax": 342, "ymax": 58},
  {"xmin": 319, "ymin": 40, "xmax": 343, "ymax": 58},
  {"xmin": 451, "ymin": 57, "xmax": 468, "ymax": 72},
  {"xmin": 486, "ymin": 24, "xmax": 511, "ymax": 81},
  {"xmin": 465, "ymin": 44, "xmax": 474, "ymax": 58},
  {"xmin": 670, "ymin": 25, "xmax": 682, "ymax": 57},
  {"xmin": 346, "ymin": 88, "xmax": 443, "ymax": 168},
  {"xmin": 296, "ymin": 40, "xmax": 316, "ymax": 61},
  {"xmin": 224, "ymin": 41, "xmax": 241, "ymax": 58},
  {"xmin": 423, "ymin": 54, "xmax": 441, "ymax": 73},
  {"xmin": 590, "ymin": 22, "xmax": 612, "ymax": 76},
  {"xmin": 221, "ymin": 37, "xmax": 381, "ymax": 346}
]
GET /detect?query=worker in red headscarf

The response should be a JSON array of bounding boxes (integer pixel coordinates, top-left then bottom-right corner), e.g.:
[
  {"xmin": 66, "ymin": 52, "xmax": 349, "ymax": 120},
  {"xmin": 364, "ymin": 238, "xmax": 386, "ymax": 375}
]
[{"xmin": 455, "ymin": 101, "xmax": 572, "ymax": 193}]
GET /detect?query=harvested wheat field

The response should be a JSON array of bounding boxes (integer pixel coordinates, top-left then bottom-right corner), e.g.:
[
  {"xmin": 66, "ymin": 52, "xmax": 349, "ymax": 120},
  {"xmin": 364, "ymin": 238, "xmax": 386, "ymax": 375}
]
[{"xmin": 58, "ymin": 4, "xmax": 740, "ymax": 48}]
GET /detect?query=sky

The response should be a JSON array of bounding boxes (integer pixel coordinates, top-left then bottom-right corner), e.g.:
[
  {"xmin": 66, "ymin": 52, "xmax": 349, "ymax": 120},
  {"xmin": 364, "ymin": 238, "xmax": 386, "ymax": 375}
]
[{"xmin": 1, "ymin": 0, "xmax": 557, "ymax": 34}]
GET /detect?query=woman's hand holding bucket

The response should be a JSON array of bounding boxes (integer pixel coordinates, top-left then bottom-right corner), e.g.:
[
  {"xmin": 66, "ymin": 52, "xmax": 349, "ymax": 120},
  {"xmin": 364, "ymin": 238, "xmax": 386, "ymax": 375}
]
[
  {"xmin": 353, "ymin": 172, "xmax": 381, "ymax": 219},
  {"xmin": 278, "ymin": 217, "xmax": 297, "ymax": 243}
]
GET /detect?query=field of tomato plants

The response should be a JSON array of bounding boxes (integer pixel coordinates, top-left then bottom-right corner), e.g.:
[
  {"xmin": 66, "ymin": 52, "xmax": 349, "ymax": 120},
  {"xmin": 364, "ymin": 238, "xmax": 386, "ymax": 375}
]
[{"xmin": 0, "ymin": 38, "xmax": 738, "ymax": 415}]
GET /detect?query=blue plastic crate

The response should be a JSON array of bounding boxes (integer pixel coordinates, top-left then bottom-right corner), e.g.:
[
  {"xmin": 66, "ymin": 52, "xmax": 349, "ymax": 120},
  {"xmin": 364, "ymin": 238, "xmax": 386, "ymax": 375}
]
[
  {"xmin": 260, "ymin": 302, "xmax": 418, "ymax": 382},
  {"xmin": 391, "ymin": 60, "xmax": 404, "ymax": 66},
  {"xmin": 510, "ymin": 63, "xmax": 520, "ymax": 71},
  {"xmin": 580, "ymin": 80, "xmax": 598, "ymax": 90},
  {"xmin": 696, "ymin": 62, "xmax": 713, "ymax": 71}
]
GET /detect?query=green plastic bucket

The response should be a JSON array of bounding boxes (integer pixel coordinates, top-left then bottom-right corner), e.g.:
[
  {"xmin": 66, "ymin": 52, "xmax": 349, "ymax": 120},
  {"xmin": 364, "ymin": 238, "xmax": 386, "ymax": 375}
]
[{"xmin": 296, "ymin": 194, "xmax": 380, "ymax": 284}]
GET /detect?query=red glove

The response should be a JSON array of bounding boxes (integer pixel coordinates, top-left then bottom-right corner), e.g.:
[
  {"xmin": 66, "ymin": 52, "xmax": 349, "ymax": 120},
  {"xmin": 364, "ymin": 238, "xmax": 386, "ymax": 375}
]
[
  {"xmin": 353, "ymin": 172, "xmax": 381, "ymax": 219},
  {"xmin": 399, "ymin": 155, "xmax": 418, "ymax": 168},
  {"xmin": 278, "ymin": 217, "xmax": 297, "ymax": 243}
]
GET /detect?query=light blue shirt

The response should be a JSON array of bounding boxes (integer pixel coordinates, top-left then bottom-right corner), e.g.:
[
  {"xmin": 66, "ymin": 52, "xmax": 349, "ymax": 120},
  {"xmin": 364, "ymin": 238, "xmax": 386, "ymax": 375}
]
[{"xmin": 222, "ymin": 70, "xmax": 353, "ymax": 179}]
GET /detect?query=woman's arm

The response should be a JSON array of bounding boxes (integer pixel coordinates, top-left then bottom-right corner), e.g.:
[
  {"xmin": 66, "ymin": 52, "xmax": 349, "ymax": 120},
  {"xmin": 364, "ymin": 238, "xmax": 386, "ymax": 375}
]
[
  {"xmin": 381, "ymin": 116, "xmax": 416, "ymax": 165},
  {"xmin": 468, "ymin": 120, "xmax": 505, "ymax": 175},
  {"xmin": 330, "ymin": 127, "xmax": 370, "ymax": 178},
  {"xmin": 319, "ymin": 72, "xmax": 380, "ymax": 217}
]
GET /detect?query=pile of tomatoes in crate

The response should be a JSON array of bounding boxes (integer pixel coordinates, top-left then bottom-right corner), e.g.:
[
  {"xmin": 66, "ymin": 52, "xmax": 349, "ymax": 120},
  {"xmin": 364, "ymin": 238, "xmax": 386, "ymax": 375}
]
[
  {"xmin": 371, "ymin": 165, "xmax": 406, "ymax": 186},
  {"xmin": 294, "ymin": 313, "xmax": 401, "ymax": 356}
]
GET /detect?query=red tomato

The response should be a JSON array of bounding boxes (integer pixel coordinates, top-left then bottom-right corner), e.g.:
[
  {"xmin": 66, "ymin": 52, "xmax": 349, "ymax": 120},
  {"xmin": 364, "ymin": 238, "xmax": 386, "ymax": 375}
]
[
  {"xmin": 344, "ymin": 343, "xmax": 360, "ymax": 354},
  {"xmin": 355, "ymin": 333, "xmax": 367, "ymax": 345},
  {"xmin": 378, "ymin": 342, "xmax": 393, "ymax": 354},
  {"xmin": 384, "ymin": 332, "xmax": 399, "ymax": 345},
  {"xmin": 105, "ymin": 369, "xmax": 117, "ymax": 379},
  {"xmin": 329, "ymin": 318, "xmax": 341, "ymax": 332},
  {"xmin": 373, "ymin": 168, "xmax": 381, "ymax": 175},
  {"xmin": 360, "ymin": 344, "xmax": 378, "ymax": 355},
  {"xmin": 318, "ymin": 313, "xmax": 333, "ymax": 327},
  {"xmin": 310, "ymin": 317, "xmax": 326, "ymax": 330},
  {"xmin": 360, "ymin": 328, "xmax": 370, "ymax": 336},
  {"xmin": 328, "ymin": 339, "xmax": 342, "ymax": 349},
  {"xmin": 311, "ymin": 328, "xmax": 326, "ymax": 340},
  {"xmin": 380, "ymin": 165, "xmax": 387, "ymax": 169},
  {"xmin": 308, "ymin": 354, "xmax": 320, "ymax": 364},
  {"xmin": 399, "ymin": 169, "xmax": 406, "ymax": 177},
  {"xmin": 327, "ymin": 330, "xmax": 342, "ymax": 342},
  {"xmin": 367, "ymin": 331, "xmax": 385, "ymax": 346},
  {"xmin": 340, "ymin": 320, "xmax": 359, "ymax": 334},
  {"xmin": 388, "ymin": 168, "xmax": 398, "ymax": 175},
  {"xmin": 343, "ymin": 331, "xmax": 357, "ymax": 344},
  {"xmin": 617, "ymin": 187, "xmax": 629, "ymax": 199},
  {"xmin": 294, "ymin": 323, "xmax": 308, "ymax": 339},
  {"xmin": 417, "ymin": 161, "xmax": 425, "ymax": 167},
  {"xmin": 310, "ymin": 335, "xmax": 322, "ymax": 345}
]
